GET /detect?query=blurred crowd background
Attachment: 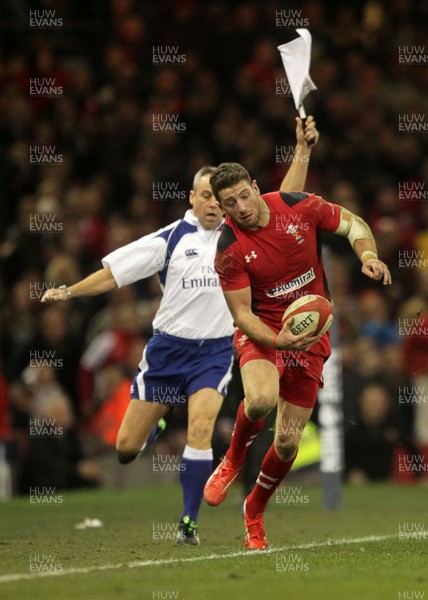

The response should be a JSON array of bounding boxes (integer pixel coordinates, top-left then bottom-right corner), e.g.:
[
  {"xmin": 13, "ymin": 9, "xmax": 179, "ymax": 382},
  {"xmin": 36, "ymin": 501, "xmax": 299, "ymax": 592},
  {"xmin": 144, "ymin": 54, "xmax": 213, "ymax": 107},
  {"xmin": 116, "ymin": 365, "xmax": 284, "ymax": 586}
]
[{"xmin": 0, "ymin": 0, "xmax": 427, "ymax": 497}]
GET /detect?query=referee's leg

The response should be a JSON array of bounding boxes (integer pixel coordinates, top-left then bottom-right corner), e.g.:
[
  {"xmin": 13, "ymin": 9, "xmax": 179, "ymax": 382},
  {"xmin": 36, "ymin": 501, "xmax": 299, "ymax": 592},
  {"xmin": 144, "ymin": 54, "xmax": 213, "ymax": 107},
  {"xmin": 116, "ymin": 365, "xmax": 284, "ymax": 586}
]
[
  {"xmin": 178, "ymin": 388, "xmax": 223, "ymax": 528},
  {"xmin": 116, "ymin": 399, "xmax": 170, "ymax": 458},
  {"xmin": 187, "ymin": 387, "xmax": 223, "ymax": 450}
]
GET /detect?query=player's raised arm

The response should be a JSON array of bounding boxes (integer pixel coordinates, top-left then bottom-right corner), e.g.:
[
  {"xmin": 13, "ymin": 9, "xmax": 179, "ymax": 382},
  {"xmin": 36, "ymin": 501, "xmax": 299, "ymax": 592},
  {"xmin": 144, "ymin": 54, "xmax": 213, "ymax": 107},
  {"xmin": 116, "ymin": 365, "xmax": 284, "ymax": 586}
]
[
  {"xmin": 41, "ymin": 267, "xmax": 117, "ymax": 302},
  {"xmin": 222, "ymin": 287, "xmax": 320, "ymax": 351},
  {"xmin": 334, "ymin": 207, "xmax": 392, "ymax": 285},
  {"xmin": 279, "ymin": 115, "xmax": 319, "ymax": 193}
]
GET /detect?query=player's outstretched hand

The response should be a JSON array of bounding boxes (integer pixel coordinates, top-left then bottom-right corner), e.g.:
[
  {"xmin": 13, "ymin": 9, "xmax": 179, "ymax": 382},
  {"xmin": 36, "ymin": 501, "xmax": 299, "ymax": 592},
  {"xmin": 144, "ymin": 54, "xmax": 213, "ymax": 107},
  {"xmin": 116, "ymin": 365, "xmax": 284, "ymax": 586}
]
[
  {"xmin": 41, "ymin": 288, "xmax": 68, "ymax": 303},
  {"xmin": 361, "ymin": 259, "xmax": 392, "ymax": 285},
  {"xmin": 296, "ymin": 115, "xmax": 319, "ymax": 147},
  {"xmin": 275, "ymin": 317, "xmax": 321, "ymax": 351}
]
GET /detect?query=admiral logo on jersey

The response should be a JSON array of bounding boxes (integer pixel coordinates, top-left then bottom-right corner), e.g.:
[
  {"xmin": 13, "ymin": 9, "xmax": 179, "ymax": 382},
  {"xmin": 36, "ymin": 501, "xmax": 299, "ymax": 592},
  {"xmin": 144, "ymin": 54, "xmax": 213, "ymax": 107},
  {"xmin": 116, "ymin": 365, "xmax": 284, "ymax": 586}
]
[{"xmin": 265, "ymin": 268, "xmax": 315, "ymax": 298}]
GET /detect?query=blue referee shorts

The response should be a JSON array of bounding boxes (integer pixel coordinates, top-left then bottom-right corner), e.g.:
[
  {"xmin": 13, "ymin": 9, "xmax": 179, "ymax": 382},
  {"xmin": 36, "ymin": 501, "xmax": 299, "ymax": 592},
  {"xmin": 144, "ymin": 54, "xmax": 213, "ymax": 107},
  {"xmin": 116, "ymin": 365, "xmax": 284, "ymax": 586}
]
[{"xmin": 131, "ymin": 331, "xmax": 234, "ymax": 406}]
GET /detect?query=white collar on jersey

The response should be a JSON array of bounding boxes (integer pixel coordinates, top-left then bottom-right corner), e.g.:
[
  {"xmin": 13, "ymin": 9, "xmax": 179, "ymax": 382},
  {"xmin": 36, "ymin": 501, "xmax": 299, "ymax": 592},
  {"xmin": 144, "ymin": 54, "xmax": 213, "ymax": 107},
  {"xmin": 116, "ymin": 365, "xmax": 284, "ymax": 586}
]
[{"xmin": 185, "ymin": 209, "xmax": 224, "ymax": 233}]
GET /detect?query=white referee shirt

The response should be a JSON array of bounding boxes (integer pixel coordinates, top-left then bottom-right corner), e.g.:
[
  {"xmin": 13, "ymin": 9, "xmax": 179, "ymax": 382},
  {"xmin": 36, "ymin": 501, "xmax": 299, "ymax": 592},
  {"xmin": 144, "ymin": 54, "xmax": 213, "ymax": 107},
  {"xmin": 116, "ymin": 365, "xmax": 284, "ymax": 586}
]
[{"xmin": 102, "ymin": 210, "xmax": 234, "ymax": 339}]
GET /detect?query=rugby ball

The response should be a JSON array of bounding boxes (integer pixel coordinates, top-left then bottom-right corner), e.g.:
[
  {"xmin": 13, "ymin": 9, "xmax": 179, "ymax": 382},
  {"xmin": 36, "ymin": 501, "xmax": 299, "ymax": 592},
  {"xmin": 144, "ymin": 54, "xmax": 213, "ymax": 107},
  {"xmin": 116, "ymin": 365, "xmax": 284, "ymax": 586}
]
[{"xmin": 282, "ymin": 294, "xmax": 334, "ymax": 337}]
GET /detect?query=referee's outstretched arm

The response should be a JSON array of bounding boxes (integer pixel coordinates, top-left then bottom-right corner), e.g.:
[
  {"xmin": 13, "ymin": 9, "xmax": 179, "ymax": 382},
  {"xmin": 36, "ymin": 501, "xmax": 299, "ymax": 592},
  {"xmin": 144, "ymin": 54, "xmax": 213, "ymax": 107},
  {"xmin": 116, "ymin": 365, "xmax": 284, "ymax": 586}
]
[{"xmin": 41, "ymin": 268, "xmax": 117, "ymax": 303}]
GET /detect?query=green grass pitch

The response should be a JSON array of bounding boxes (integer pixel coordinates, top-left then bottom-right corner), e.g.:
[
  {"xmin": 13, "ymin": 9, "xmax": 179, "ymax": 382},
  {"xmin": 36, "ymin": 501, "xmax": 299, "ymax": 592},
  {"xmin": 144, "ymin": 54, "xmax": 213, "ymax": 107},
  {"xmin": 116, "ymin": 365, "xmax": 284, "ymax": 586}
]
[{"xmin": 0, "ymin": 482, "xmax": 427, "ymax": 600}]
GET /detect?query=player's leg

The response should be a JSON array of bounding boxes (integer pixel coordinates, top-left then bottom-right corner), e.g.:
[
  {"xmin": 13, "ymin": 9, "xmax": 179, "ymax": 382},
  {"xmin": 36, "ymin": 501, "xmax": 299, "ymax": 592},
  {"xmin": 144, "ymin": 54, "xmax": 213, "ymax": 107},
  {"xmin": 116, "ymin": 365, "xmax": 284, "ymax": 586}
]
[
  {"xmin": 246, "ymin": 400, "xmax": 313, "ymax": 514},
  {"xmin": 204, "ymin": 358, "xmax": 279, "ymax": 506},
  {"xmin": 116, "ymin": 399, "xmax": 170, "ymax": 463},
  {"xmin": 227, "ymin": 359, "xmax": 279, "ymax": 462},
  {"xmin": 177, "ymin": 387, "xmax": 223, "ymax": 545},
  {"xmin": 243, "ymin": 376, "xmax": 318, "ymax": 549}
]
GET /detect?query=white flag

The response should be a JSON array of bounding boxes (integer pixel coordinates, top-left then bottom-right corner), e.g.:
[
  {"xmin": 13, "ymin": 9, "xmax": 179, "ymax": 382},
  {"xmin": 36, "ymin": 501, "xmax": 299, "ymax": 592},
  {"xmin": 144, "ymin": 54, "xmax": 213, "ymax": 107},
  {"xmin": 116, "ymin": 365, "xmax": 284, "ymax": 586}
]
[{"xmin": 277, "ymin": 28, "xmax": 317, "ymax": 110}]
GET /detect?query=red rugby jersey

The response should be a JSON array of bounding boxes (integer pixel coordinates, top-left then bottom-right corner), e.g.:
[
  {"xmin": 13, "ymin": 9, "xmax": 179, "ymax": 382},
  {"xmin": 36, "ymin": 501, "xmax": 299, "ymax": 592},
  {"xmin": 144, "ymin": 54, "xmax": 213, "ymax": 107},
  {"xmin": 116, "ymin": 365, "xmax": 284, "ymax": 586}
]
[{"xmin": 215, "ymin": 191, "xmax": 342, "ymax": 356}]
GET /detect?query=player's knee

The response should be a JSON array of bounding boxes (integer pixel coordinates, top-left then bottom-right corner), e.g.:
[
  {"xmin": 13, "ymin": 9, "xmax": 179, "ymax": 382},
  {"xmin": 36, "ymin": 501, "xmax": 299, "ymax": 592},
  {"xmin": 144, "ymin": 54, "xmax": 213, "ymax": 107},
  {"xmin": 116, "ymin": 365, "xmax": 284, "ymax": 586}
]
[
  {"xmin": 274, "ymin": 439, "xmax": 299, "ymax": 462},
  {"xmin": 245, "ymin": 391, "xmax": 276, "ymax": 421},
  {"xmin": 116, "ymin": 434, "xmax": 139, "ymax": 456},
  {"xmin": 274, "ymin": 426, "xmax": 300, "ymax": 461}
]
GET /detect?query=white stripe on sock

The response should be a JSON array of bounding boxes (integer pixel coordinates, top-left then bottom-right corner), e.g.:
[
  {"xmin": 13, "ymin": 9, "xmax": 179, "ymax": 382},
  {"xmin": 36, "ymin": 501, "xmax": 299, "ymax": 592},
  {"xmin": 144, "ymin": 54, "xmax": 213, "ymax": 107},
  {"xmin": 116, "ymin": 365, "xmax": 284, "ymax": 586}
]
[
  {"xmin": 259, "ymin": 471, "xmax": 278, "ymax": 482},
  {"xmin": 245, "ymin": 434, "xmax": 259, "ymax": 448},
  {"xmin": 256, "ymin": 478, "xmax": 272, "ymax": 490}
]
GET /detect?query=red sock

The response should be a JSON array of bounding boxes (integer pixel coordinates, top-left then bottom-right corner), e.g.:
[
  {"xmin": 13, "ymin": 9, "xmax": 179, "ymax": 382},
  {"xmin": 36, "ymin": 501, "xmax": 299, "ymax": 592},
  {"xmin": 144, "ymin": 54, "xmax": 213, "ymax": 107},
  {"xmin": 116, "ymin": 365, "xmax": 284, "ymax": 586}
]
[
  {"xmin": 246, "ymin": 444, "xmax": 297, "ymax": 518},
  {"xmin": 225, "ymin": 401, "xmax": 265, "ymax": 466}
]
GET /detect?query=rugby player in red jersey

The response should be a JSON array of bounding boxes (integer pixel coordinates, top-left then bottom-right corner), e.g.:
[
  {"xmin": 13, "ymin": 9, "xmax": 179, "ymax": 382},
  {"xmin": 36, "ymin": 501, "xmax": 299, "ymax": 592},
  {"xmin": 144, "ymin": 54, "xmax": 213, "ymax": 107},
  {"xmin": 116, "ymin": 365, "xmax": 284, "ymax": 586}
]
[{"xmin": 203, "ymin": 162, "xmax": 392, "ymax": 549}]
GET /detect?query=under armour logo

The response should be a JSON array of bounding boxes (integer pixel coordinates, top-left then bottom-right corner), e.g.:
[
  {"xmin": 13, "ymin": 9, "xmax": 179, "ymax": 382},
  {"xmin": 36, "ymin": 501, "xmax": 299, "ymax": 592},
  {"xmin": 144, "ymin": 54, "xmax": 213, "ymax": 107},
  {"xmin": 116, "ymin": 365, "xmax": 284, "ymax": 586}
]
[{"xmin": 245, "ymin": 250, "xmax": 257, "ymax": 262}]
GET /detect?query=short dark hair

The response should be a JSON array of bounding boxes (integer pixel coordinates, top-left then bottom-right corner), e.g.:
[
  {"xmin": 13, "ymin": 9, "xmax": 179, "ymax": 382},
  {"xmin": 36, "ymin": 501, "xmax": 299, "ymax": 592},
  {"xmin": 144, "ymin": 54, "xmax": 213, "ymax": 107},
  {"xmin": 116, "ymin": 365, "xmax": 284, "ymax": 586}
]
[{"xmin": 210, "ymin": 162, "xmax": 252, "ymax": 203}]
